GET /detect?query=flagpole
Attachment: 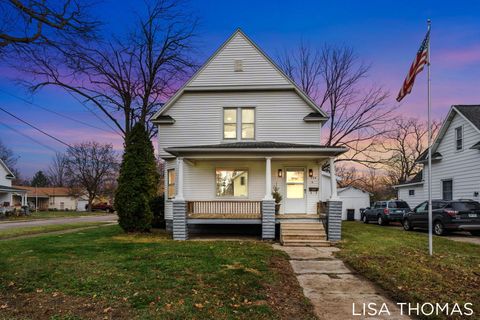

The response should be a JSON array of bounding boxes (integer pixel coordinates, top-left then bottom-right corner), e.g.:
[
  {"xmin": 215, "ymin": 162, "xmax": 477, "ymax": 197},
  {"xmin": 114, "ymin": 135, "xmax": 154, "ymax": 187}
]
[{"xmin": 427, "ymin": 19, "xmax": 433, "ymax": 256}]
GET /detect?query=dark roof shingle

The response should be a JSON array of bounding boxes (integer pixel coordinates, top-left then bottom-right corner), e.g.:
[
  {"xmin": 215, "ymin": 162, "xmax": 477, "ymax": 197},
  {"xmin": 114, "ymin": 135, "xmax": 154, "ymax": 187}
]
[{"xmin": 455, "ymin": 105, "xmax": 480, "ymax": 130}]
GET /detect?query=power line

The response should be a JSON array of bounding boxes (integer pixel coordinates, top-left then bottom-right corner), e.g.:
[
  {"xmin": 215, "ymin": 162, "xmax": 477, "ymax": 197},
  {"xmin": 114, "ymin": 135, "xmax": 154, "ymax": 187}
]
[
  {"xmin": 0, "ymin": 88, "xmax": 119, "ymax": 135},
  {"xmin": 0, "ymin": 106, "xmax": 72, "ymax": 148},
  {"xmin": 65, "ymin": 91, "xmax": 124, "ymax": 137},
  {"xmin": 0, "ymin": 121, "xmax": 60, "ymax": 153}
]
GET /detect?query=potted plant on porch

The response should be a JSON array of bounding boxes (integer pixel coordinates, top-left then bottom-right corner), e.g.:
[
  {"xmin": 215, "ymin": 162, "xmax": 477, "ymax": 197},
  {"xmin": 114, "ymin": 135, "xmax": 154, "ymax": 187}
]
[{"xmin": 272, "ymin": 184, "xmax": 283, "ymax": 214}]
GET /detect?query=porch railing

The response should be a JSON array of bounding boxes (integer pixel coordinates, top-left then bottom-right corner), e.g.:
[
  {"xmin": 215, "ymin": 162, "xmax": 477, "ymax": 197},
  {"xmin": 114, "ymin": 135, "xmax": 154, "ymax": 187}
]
[{"xmin": 186, "ymin": 201, "xmax": 262, "ymax": 219}]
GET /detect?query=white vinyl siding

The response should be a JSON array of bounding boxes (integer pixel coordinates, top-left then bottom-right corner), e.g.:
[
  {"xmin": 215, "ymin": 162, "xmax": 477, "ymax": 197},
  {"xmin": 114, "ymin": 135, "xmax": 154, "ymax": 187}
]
[
  {"xmin": 189, "ymin": 32, "xmax": 290, "ymax": 87},
  {"xmin": 157, "ymin": 91, "xmax": 322, "ymax": 158},
  {"xmin": 422, "ymin": 113, "xmax": 480, "ymax": 202},
  {"xmin": 0, "ymin": 164, "xmax": 12, "ymax": 187},
  {"xmin": 397, "ymin": 184, "xmax": 425, "ymax": 208}
]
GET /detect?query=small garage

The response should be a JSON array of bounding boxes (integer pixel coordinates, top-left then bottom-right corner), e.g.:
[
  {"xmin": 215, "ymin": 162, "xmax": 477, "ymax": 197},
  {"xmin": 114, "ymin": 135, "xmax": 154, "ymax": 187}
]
[{"xmin": 338, "ymin": 186, "xmax": 371, "ymax": 221}]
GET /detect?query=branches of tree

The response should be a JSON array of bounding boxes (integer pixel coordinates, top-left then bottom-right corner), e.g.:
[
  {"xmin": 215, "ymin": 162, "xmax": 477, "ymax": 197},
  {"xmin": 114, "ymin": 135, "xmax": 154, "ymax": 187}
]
[
  {"xmin": 47, "ymin": 152, "xmax": 68, "ymax": 187},
  {"xmin": 31, "ymin": 170, "xmax": 49, "ymax": 187},
  {"xmin": 380, "ymin": 117, "xmax": 440, "ymax": 185},
  {"xmin": 64, "ymin": 141, "xmax": 118, "ymax": 211},
  {"xmin": 18, "ymin": 0, "xmax": 197, "ymax": 137},
  {"xmin": 0, "ymin": 0, "xmax": 98, "ymax": 50},
  {"xmin": 277, "ymin": 42, "xmax": 392, "ymax": 167}
]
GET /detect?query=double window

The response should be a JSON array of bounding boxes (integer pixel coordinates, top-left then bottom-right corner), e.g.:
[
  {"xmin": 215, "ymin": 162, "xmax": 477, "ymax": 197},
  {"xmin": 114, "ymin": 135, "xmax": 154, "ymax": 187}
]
[
  {"xmin": 455, "ymin": 126, "xmax": 463, "ymax": 150},
  {"xmin": 223, "ymin": 108, "xmax": 255, "ymax": 140},
  {"xmin": 215, "ymin": 169, "xmax": 248, "ymax": 197}
]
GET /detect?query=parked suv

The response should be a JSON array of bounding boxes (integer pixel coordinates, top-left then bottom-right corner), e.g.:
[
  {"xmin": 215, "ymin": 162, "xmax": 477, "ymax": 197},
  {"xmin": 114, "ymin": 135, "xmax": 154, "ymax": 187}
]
[
  {"xmin": 88, "ymin": 203, "xmax": 115, "ymax": 213},
  {"xmin": 403, "ymin": 200, "xmax": 480, "ymax": 236},
  {"xmin": 362, "ymin": 200, "xmax": 411, "ymax": 225}
]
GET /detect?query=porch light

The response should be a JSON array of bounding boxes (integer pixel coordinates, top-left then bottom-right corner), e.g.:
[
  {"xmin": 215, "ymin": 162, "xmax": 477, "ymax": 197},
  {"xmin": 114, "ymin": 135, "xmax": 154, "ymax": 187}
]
[
  {"xmin": 277, "ymin": 169, "xmax": 283, "ymax": 178},
  {"xmin": 308, "ymin": 169, "xmax": 313, "ymax": 178}
]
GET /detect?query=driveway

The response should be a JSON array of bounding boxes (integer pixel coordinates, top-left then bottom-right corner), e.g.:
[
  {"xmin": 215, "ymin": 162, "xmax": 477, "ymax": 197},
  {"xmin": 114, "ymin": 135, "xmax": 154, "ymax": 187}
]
[
  {"xmin": 273, "ymin": 245, "xmax": 410, "ymax": 320},
  {"xmin": 0, "ymin": 214, "xmax": 117, "ymax": 230}
]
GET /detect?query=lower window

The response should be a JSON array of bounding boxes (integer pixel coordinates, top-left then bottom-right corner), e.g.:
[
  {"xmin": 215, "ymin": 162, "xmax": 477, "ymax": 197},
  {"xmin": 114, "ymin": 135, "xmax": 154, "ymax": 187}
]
[
  {"xmin": 216, "ymin": 169, "xmax": 248, "ymax": 197},
  {"xmin": 442, "ymin": 179, "xmax": 453, "ymax": 201}
]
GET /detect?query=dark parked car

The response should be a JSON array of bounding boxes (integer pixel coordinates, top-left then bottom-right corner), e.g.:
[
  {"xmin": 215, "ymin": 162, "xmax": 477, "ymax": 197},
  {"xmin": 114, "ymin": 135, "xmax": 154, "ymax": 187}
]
[
  {"xmin": 403, "ymin": 200, "xmax": 480, "ymax": 236},
  {"xmin": 362, "ymin": 200, "xmax": 411, "ymax": 225}
]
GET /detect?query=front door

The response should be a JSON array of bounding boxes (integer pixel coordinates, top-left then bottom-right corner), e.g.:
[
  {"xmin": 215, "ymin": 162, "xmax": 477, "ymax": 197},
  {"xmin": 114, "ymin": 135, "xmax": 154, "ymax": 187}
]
[{"xmin": 284, "ymin": 168, "xmax": 306, "ymax": 213}]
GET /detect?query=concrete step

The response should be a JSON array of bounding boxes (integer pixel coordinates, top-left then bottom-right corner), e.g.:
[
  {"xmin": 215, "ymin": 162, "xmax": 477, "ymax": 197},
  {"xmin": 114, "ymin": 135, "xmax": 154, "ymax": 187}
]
[
  {"xmin": 281, "ymin": 223, "xmax": 324, "ymax": 229},
  {"xmin": 281, "ymin": 239, "xmax": 331, "ymax": 247},
  {"xmin": 281, "ymin": 229, "xmax": 325, "ymax": 235},
  {"xmin": 282, "ymin": 234, "xmax": 327, "ymax": 241}
]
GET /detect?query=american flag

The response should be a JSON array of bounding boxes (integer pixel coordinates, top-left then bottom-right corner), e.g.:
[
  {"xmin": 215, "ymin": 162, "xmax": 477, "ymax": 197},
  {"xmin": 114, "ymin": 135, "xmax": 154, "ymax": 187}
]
[{"xmin": 396, "ymin": 30, "xmax": 430, "ymax": 102}]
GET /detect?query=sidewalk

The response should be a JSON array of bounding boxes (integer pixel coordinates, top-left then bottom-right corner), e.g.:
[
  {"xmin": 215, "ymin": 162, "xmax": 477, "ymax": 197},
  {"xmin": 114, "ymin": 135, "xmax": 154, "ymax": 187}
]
[{"xmin": 273, "ymin": 245, "xmax": 410, "ymax": 320}]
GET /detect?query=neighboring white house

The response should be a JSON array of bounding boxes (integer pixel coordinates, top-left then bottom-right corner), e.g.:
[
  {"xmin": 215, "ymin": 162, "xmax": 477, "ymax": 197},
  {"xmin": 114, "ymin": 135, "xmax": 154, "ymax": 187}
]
[
  {"xmin": 152, "ymin": 29, "xmax": 348, "ymax": 241},
  {"xmin": 394, "ymin": 105, "xmax": 480, "ymax": 208},
  {"xmin": 0, "ymin": 159, "xmax": 27, "ymax": 213}
]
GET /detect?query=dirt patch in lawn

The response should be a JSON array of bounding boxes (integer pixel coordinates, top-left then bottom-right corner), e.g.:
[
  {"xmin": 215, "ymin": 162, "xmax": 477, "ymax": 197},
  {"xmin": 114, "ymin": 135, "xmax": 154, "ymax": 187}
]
[
  {"xmin": 264, "ymin": 255, "xmax": 317, "ymax": 320},
  {"xmin": 0, "ymin": 289, "xmax": 132, "ymax": 320}
]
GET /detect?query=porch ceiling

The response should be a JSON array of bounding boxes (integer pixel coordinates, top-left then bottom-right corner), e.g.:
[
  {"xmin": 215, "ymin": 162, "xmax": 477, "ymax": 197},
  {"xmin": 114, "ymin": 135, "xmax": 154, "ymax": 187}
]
[{"xmin": 165, "ymin": 141, "xmax": 348, "ymax": 159}]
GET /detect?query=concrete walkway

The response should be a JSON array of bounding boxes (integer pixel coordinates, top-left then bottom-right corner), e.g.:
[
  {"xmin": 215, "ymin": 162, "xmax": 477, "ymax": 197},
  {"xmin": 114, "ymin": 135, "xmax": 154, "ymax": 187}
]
[
  {"xmin": 0, "ymin": 215, "xmax": 117, "ymax": 230},
  {"xmin": 273, "ymin": 245, "xmax": 410, "ymax": 320}
]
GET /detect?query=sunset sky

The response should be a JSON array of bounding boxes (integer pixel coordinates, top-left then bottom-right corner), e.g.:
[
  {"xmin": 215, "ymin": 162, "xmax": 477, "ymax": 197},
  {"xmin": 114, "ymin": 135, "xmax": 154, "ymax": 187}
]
[{"xmin": 1, "ymin": 0, "xmax": 479, "ymax": 178}]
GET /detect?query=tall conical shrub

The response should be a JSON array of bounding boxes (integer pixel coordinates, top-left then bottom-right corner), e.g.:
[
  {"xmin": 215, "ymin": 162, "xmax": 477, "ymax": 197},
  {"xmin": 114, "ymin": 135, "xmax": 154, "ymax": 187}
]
[{"xmin": 115, "ymin": 123, "xmax": 159, "ymax": 231}]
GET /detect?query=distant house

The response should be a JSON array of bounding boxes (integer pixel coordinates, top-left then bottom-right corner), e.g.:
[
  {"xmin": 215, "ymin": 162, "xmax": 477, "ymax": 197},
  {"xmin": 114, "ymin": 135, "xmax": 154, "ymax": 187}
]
[
  {"xmin": 0, "ymin": 159, "xmax": 27, "ymax": 212},
  {"xmin": 13, "ymin": 186, "xmax": 81, "ymax": 211},
  {"xmin": 394, "ymin": 105, "xmax": 480, "ymax": 208}
]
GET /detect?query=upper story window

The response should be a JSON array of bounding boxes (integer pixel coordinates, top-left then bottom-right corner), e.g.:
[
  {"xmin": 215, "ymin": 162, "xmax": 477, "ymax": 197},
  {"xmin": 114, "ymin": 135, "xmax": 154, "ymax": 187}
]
[
  {"xmin": 455, "ymin": 126, "xmax": 463, "ymax": 150},
  {"xmin": 223, "ymin": 107, "xmax": 255, "ymax": 140}
]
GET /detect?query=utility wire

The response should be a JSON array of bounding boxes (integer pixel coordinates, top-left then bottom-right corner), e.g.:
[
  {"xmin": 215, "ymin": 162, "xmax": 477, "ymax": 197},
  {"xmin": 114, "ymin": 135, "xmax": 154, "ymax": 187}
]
[
  {"xmin": 65, "ymin": 91, "xmax": 124, "ymax": 137},
  {"xmin": 0, "ymin": 121, "xmax": 60, "ymax": 153},
  {"xmin": 0, "ymin": 106, "xmax": 72, "ymax": 148},
  {"xmin": 0, "ymin": 88, "xmax": 118, "ymax": 135}
]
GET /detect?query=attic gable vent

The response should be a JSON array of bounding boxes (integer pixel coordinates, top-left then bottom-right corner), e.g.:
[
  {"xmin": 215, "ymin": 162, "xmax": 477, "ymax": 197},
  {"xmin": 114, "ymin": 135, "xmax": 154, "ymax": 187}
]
[{"xmin": 234, "ymin": 59, "xmax": 243, "ymax": 72}]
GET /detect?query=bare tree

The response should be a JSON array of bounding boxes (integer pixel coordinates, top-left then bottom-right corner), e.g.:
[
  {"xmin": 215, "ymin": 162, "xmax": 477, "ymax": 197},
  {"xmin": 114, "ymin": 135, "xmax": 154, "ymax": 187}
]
[
  {"xmin": 0, "ymin": 138, "xmax": 18, "ymax": 169},
  {"xmin": 47, "ymin": 152, "xmax": 68, "ymax": 187},
  {"xmin": 336, "ymin": 165, "xmax": 361, "ymax": 188},
  {"xmin": 20, "ymin": 0, "xmax": 197, "ymax": 137},
  {"xmin": 357, "ymin": 169, "xmax": 394, "ymax": 202},
  {"xmin": 278, "ymin": 43, "xmax": 392, "ymax": 166},
  {"xmin": 64, "ymin": 141, "xmax": 117, "ymax": 211},
  {"xmin": 0, "ymin": 0, "xmax": 97, "ymax": 49},
  {"xmin": 381, "ymin": 117, "xmax": 440, "ymax": 185}
]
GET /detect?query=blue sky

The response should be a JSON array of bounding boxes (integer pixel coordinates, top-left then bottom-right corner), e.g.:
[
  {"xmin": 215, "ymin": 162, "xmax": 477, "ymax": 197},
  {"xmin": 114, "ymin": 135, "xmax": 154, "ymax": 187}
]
[{"xmin": 1, "ymin": 0, "xmax": 479, "ymax": 178}]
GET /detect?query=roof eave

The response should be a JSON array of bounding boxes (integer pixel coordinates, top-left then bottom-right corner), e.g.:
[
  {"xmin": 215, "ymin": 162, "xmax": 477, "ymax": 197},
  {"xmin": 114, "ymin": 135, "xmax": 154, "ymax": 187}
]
[{"xmin": 165, "ymin": 146, "xmax": 348, "ymax": 157}]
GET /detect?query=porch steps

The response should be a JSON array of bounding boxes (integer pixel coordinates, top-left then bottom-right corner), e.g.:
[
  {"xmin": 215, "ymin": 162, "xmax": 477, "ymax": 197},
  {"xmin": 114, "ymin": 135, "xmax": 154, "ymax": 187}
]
[{"xmin": 280, "ymin": 222, "xmax": 330, "ymax": 247}]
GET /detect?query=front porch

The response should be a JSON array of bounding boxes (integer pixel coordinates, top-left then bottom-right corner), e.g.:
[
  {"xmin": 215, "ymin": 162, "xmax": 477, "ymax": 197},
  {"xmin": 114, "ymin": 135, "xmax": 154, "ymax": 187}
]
[{"xmin": 164, "ymin": 142, "xmax": 346, "ymax": 242}]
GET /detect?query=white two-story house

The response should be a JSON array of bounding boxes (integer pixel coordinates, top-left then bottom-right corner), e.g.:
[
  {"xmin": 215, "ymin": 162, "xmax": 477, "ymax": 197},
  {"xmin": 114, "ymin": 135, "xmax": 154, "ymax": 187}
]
[
  {"xmin": 0, "ymin": 159, "xmax": 27, "ymax": 213},
  {"xmin": 395, "ymin": 105, "xmax": 480, "ymax": 208},
  {"xmin": 152, "ymin": 30, "xmax": 347, "ymax": 243}
]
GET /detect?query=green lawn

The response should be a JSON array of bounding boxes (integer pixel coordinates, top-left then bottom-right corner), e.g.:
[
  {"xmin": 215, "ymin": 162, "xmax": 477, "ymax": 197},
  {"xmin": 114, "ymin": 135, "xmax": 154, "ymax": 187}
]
[
  {"xmin": 338, "ymin": 222, "xmax": 480, "ymax": 320},
  {"xmin": 0, "ymin": 226, "xmax": 315, "ymax": 320},
  {"xmin": 0, "ymin": 221, "xmax": 112, "ymax": 240},
  {"xmin": 1, "ymin": 210, "xmax": 109, "ymax": 221}
]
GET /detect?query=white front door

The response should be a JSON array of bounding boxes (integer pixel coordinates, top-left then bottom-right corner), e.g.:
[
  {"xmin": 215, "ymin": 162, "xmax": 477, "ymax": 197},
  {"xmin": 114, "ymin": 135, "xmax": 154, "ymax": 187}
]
[{"xmin": 284, "ymin": 168, "xmax": 306, "ymax": 213}]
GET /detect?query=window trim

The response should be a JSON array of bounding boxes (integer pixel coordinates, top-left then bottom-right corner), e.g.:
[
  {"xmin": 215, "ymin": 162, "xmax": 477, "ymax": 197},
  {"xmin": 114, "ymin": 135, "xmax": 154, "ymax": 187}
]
[
  {"xmin": 222, "ymin": 107, "xmax": 256, "ymax": 141},
  {"xmin": 167, "ymin": 168, "xmax": 176, "ymax": 199},
  {"xmin": 223, "ymin": 108, "xmax": 238, "ymax": 140},
  {"xmin": 214, "ymin": 167, "xmax": 249, "ymax": 198},
  {"xmin": 455, "ymin": 125, "xmax": 463, "ymax": 151}
]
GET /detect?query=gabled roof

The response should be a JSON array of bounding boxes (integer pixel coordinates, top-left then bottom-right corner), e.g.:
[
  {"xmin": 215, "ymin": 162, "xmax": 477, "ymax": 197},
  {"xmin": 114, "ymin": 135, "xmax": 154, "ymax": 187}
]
[
  {"xmin": 393, "ymin": 170, "xmax": 424, "ymax": 188},
  {"xmin": 419, "ymin": 105, "xmax": 480, "ymax": 159},
  {"xmin": 0, "ymin": 159, "xmax": 14, "ymax": 179},
  {"xmin": 152, "ymin": 29, "xmax": 329, "ymax": 120},
  {"xmin": 455, "ymin": 105, "xmax": 480, "ymax": 131},
  {"xmin": 416, "ymin": 151, "xmax": 442, "ymax": 163},
  {"xmin": 338, "ymin": 186, "xmax": 371, "ymax": 195}
]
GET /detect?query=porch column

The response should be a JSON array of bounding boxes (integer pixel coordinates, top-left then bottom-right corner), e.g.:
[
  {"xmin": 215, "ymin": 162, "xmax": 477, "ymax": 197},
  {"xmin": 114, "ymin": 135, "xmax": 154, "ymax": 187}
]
[
  {"xmin": 173, "ymin": 157, "xmax": 187, "ymax": 240},
  {"xmin": 262, "ymin": 157, "xmax": 275, "ymax": 240},
  {"xmin": 327, "ymin": 157, "xmax": 342, "ymax": 241},
  {"xmin": 329, "ymin": 157, "xmax": 339, "ymax": 200},
  {"xmin": 264, "ymin": 157, "xmax": 273, "ymax": 200}
]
